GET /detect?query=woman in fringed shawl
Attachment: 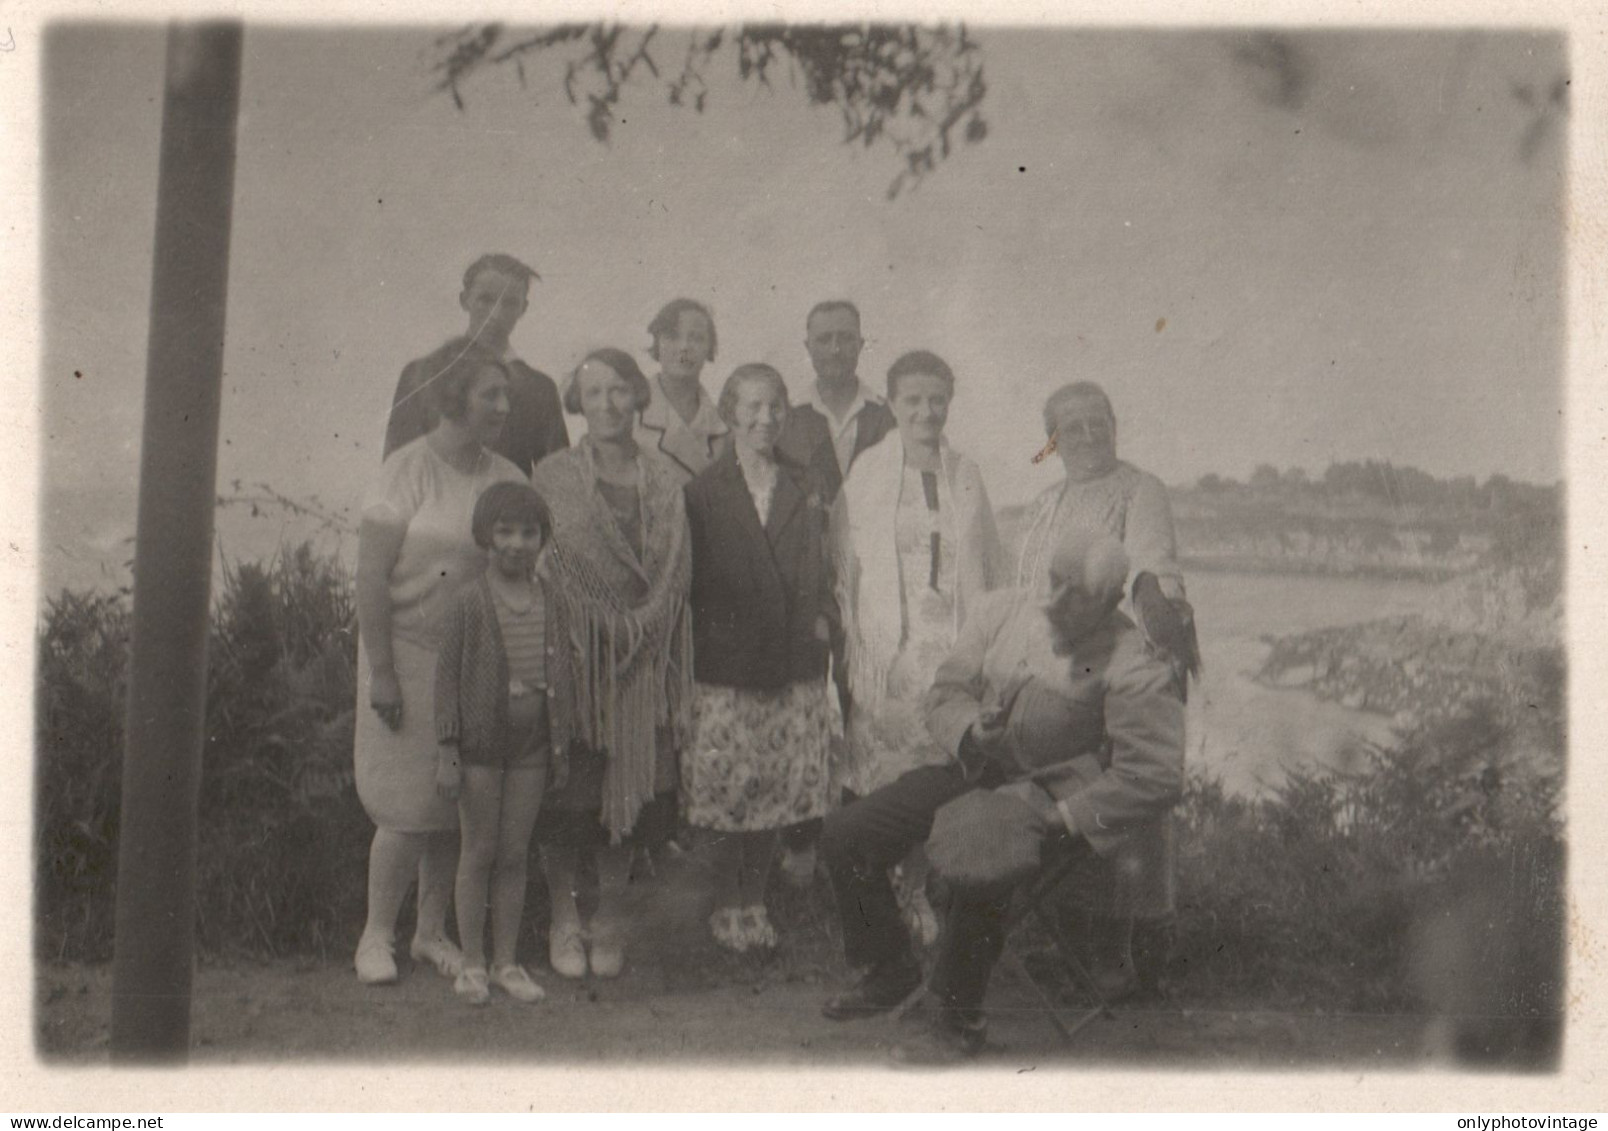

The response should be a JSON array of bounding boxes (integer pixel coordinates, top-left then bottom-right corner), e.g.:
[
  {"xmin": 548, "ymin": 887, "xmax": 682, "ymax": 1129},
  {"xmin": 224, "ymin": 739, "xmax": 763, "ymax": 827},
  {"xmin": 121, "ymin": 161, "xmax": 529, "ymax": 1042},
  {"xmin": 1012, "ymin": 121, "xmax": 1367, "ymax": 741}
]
[
  {"xmin": 531, "ymin": 347, "xmax": 694, "ymax": 980},
  {"xmin": 831, "ymin": 350, "xmax": 1005, "ymax": 944}
]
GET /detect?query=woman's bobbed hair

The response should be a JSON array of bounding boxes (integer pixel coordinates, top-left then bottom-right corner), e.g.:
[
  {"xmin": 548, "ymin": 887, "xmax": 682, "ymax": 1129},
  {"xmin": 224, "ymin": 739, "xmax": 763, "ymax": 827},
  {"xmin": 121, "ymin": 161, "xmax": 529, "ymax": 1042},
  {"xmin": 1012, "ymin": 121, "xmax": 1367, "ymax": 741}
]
[
  {"xmin": 418, "ymin": 337, "xmax": 511, "ymax": 423},
  {"xmin": 471, "ymin": 480, "xmax": 554, "ymax": 550},
  {"xmin": 885, "ymin": 349, "xmax": 956, "ymax": 403},
  {"xmin": 562, "ymin": 348, "xmax": 653, "ymax": 415},
  {"xmin": 647, "ymin": 298, "xmax": 718, "ymax": 363}
]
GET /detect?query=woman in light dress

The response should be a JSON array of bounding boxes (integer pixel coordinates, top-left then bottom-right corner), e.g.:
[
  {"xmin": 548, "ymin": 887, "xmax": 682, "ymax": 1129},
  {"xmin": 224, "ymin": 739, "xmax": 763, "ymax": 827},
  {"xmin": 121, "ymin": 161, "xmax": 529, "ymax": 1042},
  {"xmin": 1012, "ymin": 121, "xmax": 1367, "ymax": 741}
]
[
  {"xmin": 832, "ymin": 350, "xmax": 1005, "ymax": 941},
  {"xmin": 352, "ymin": 338, "xmax": 527, "ymax": 985}
]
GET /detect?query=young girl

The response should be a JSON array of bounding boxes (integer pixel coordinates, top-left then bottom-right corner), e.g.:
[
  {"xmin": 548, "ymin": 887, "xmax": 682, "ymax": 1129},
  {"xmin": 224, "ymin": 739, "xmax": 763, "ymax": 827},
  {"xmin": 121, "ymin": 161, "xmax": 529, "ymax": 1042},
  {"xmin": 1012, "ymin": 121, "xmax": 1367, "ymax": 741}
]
[{"xmin": 435, "ymin": 481, "xmax": 576, "ymax": 1004}]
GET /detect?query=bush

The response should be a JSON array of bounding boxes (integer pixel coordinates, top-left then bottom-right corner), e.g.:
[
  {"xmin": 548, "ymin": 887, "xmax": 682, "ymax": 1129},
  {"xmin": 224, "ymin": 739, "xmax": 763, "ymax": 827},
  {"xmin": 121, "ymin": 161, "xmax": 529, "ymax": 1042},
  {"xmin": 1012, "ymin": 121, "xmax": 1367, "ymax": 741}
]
[
  {"xmin": 1170, "ymin": 703, "xmax": 1563, "ymax": 1015},
  {"xmin": 36, "ymin": 591, "xmax": 131, "ymax": 961},
  {"xmin": 36, "ymin": 543, "xmax": 369, "ymax": 962}
]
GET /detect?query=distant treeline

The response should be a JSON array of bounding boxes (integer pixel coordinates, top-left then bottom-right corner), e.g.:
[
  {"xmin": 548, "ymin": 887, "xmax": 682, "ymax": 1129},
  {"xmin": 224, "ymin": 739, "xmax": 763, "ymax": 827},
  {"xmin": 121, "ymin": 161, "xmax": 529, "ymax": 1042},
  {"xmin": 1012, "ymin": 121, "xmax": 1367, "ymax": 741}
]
[
  {"xmin": 1190, "ymin": 461, "xmax": 1559, "ymax": 516},
  {"xmin": 1166, "ymin": 462, "xmax": 1562, "ymax": 581}
]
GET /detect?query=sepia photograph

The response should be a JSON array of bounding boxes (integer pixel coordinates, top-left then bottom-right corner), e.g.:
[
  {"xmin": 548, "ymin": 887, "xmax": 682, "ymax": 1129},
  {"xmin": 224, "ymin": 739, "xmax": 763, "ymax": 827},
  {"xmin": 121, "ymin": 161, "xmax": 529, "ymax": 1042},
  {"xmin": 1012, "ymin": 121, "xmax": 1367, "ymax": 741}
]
[{"xmin": 12, "ymin": 0, "xmax": 1606, "ymax": 1111}]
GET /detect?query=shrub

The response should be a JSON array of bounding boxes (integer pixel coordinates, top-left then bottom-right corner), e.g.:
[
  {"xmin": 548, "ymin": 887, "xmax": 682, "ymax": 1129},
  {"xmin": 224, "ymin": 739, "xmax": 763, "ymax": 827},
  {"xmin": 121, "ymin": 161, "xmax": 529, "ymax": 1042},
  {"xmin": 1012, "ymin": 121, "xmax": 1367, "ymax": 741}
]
[
  {"xmin": 36, "ymin": 543, "xmax": 369, "ymax": 962},
  {"xmin": 1170, "ymin": 702, "xmax": 1563, "ymax": 1015},
  {"xmin": 36, "ymin": 591, "xmax": 132, "ymax": 961}
]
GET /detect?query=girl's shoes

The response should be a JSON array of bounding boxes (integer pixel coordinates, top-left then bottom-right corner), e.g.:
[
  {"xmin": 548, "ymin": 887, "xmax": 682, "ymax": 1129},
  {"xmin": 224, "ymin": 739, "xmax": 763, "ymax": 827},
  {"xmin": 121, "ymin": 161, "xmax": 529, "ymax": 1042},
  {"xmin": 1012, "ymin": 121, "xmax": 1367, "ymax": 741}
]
[
  {"xmin": 410, "ymin": 935, "xmax": 465, "ymax": 978},
  {"xmin": 710, "ymin": 907, "xmax": 747, "ymax": 952},
  {"xmin": 454, "ymin": 965, "xmax": 491, "ymax": 1006},
  {"xmin": 741, "ymin": 905, "xmax": 778, "ymax": 950},
  {"xmin": 549, "ymin": 925, "xmax": 588, "ymax": 979},
  {"xmin": 354, "ymin": 934, "xmax": 398, "ymax": 985},
  {"xmin": 492, "ymin": 964, "xmax": 546, "ymax": 1003}
]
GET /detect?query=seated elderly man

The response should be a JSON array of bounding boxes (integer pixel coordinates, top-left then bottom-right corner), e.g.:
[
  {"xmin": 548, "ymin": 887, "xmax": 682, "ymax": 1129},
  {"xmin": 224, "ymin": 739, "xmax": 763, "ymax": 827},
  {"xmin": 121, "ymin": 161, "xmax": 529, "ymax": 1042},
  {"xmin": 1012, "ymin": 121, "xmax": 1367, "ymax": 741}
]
[{"xmin": 818, "ymin": 529, "xmax": 1185, "ymax": 1063}]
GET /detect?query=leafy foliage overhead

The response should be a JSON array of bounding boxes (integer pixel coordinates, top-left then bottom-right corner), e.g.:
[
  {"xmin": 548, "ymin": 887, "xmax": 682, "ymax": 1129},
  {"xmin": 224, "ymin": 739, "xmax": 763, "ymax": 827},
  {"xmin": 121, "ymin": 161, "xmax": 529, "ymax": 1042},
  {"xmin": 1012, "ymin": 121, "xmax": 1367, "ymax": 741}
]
[{"xmin": 429, "ymin": 23, "xmax": 989, "ymax": 199}]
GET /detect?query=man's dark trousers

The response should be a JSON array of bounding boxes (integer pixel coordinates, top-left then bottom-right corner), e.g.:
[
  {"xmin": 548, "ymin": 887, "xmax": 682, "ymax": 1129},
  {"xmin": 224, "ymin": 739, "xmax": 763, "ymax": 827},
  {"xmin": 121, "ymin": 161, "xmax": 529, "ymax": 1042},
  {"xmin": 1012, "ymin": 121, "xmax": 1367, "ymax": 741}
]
[{"xmin": 822, "ymin": 763, "xmax": 1018, "ymax": 1016}]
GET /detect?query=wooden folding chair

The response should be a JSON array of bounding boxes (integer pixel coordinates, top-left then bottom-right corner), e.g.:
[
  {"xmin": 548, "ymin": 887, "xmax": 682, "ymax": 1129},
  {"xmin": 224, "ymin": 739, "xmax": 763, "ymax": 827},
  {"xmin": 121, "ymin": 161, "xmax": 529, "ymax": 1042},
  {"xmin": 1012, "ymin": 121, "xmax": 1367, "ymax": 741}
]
[
  {"xmin": 893, "ymin": 845, "xmax": 1118, "ymax": 1044},
  {"xmin": 997, "ymin": 847, "xmax": 1118, "ymax": 1042}
]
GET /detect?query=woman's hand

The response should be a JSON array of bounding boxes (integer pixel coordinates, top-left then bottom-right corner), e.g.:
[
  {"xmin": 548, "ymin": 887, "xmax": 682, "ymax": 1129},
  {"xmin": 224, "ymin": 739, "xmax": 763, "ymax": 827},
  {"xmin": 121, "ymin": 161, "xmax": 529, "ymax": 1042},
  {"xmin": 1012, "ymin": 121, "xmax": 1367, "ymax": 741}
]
[
  {"xmin": 435, "ymin": 747, "xmax": 462, "ymax": 801},
  {"xmin": 813, "ymin": 614, "xmax": 831, "ymax": 643},
  {"xmin": 370, "ymin": 667, "xmax": 404, "ymax": 731}
]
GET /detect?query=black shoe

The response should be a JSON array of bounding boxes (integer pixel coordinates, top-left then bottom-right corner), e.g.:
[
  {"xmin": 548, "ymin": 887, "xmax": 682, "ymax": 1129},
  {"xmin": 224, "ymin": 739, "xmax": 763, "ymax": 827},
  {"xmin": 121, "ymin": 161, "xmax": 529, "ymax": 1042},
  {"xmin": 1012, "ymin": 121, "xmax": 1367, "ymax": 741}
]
[
  {"xmin": 891, "ymin": 1010, "xmax": 989, "ymax": 1066},
  {"xmin": 821, "ymin": 958, "xmax": 923, "ymax": 1021}
]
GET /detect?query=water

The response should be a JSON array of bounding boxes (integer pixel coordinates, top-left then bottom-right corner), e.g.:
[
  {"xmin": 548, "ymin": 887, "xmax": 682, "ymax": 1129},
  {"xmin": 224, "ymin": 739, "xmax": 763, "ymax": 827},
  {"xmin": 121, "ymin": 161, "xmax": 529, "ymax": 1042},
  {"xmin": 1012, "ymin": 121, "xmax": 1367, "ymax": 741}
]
[{"xmin": 1185, "ymin": 570, "xmax": 1444, "ymax": 796}]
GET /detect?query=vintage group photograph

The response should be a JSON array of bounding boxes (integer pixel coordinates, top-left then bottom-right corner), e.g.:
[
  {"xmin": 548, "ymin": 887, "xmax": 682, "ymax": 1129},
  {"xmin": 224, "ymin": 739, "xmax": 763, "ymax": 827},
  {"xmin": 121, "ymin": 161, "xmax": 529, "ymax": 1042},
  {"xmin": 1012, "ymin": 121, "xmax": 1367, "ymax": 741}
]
[{"xmin": 26, "ymin": 11, "xmax": 1577, "ymax": 1098}]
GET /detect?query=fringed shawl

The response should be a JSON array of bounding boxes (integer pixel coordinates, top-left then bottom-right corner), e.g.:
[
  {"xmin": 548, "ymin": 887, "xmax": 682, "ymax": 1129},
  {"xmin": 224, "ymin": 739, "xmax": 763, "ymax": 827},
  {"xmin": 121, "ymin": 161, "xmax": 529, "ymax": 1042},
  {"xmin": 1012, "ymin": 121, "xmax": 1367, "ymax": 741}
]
[
  {"xmin": 832, "ymin": 433, "xmax": 1005, "ymax": 721},
  {"xmin": 533, "ymin": 439, "xmax": 695, "ymax": 841}
]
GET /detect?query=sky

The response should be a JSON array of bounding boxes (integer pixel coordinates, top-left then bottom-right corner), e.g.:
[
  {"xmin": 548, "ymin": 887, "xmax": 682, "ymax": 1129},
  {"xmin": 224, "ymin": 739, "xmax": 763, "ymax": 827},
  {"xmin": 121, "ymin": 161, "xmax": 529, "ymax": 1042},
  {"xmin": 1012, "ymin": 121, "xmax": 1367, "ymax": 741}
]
[{"xmin": 37, "ymin": 24, "xmax": 1568, "ymax": 593}]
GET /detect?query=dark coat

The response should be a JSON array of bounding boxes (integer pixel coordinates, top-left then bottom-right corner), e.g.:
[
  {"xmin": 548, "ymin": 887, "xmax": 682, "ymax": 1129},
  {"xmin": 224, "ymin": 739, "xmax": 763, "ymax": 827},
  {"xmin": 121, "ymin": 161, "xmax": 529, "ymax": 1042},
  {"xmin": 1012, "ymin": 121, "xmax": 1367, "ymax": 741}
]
[
  {"xmin": 684, "ymin": 449, "xmax": 837, "ymax": 691},
  {"xmin": 384, "ymin": 355, "xmax": 569, "ymax": 477},
  {"xmin": 775, "ymin": 396, "xmax": 897, "ymax": 503}
]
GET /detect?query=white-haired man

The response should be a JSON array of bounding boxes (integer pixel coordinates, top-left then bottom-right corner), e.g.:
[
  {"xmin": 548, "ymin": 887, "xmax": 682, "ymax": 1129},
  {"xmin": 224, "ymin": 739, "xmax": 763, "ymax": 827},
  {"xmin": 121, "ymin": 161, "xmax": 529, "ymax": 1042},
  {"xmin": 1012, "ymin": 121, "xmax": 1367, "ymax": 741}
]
[{"xmin": 818, "ymin": 530, "xmax": 1186, "ymax": 1063}]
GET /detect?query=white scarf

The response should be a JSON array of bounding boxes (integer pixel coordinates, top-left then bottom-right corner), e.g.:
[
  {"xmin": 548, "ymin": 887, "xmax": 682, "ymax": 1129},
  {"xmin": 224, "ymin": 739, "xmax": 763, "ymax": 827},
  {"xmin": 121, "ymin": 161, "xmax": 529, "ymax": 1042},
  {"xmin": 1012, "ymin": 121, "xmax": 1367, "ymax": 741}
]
[{"xmin": 834, "ymin": 432, "xmax": 1004, "ymax": 715}]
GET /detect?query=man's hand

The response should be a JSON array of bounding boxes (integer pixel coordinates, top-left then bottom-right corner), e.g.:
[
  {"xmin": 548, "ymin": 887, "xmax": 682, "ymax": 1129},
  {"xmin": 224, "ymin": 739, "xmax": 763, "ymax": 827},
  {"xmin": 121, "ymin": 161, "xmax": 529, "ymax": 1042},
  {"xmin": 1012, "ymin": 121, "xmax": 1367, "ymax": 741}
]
[{"xmin": 996, "ymin": 780, "xmax": 1065, "ymax": 833}]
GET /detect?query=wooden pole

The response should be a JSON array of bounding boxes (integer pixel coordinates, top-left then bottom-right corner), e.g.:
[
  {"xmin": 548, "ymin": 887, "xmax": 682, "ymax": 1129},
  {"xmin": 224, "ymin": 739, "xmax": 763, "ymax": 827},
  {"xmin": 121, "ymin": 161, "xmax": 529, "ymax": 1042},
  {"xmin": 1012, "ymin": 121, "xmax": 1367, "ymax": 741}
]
[{"xmin": 110, "ymin": 21, "xmax": 243, "ymax": 1064}]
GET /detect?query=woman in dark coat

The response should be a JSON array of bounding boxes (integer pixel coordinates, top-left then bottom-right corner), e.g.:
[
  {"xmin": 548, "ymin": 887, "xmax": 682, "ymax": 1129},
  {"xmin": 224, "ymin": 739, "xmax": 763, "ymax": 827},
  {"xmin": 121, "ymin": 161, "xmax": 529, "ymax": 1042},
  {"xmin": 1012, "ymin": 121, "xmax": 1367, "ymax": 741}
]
[{"xmin": 682, "ymin": 363, "xmax": 838, "ymax": 951}]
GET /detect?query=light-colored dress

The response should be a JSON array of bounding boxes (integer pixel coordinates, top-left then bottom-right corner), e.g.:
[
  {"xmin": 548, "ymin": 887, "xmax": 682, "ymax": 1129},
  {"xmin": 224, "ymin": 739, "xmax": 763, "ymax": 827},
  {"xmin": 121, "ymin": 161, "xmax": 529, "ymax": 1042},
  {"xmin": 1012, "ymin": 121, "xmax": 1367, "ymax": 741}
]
[
  {"xmin": 354, "ymin": 437, "xmax": 524, "ymax": 831},
  {"xmin": 1015, "ymin": 460, "xmax": 1185, "ymax": 602},
  {"xmin": 839, "ymin": 467, "xmax": 958, "ymax": 796},
  {"xmin": 833, "ymin": 436, "xmax": 1005, "ymax": 798}
]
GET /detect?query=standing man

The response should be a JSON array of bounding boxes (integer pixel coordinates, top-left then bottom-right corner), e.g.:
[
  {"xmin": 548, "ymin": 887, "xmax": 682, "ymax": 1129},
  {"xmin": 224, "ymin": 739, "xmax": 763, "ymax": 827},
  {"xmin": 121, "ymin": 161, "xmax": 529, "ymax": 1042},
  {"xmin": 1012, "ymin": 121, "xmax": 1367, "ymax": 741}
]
[
  {"xmin": 384, "ymin": 254, "xmax": 569, "ymax": 475},
  {"xmin": 772, "ymin": 300, "xmax": 897, "ymax": 883},
  {"xmin": 776, "ymin": 300, "xmax": 896, "ymax": 503}
]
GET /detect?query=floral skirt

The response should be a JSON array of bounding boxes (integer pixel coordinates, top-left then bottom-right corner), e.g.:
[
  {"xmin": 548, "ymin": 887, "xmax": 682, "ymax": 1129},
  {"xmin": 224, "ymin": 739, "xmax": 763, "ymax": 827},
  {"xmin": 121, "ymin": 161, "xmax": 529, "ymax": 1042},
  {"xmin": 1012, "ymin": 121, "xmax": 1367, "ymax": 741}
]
[{"xmin": 682, "ymin": 680, "xmax": 834, "ymax": 832}]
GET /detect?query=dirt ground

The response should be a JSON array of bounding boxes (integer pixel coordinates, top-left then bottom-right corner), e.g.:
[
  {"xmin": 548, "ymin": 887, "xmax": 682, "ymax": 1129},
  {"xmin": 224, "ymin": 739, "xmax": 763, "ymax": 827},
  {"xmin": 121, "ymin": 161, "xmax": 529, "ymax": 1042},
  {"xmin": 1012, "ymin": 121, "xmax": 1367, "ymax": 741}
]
[{"xmin": 35, "ymin": 843, "xmax": 1433, "ymax": 1070}]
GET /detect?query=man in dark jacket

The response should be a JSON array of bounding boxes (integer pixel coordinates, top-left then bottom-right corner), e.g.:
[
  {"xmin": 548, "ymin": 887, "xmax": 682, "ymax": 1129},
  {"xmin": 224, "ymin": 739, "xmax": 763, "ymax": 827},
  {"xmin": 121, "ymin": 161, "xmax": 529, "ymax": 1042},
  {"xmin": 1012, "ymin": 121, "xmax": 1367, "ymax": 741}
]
[
  {"xmin": 818, "ymin": 530, "xmax": 1186, "ymax": 1063},
  {"xmin": 383, "ymin": 253, "xmax": 569, "ymax": 475},
  {"xmin": 775, "ymin": 300, "xmax": 896, "ymax": 504}
]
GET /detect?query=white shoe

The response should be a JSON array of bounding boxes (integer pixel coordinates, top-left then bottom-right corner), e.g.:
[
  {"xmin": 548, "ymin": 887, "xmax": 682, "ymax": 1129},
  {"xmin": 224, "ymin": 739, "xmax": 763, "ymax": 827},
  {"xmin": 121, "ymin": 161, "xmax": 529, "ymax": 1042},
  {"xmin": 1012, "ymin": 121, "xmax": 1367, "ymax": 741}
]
[
  {"xmin": 549, "ymin": 925, "xmax": 587, "ymax": 979},
  {"xmin": 742, "ymin": 905, "xmax": 778, "ymax": 950},
  {"xmin": 354, "ymin": 935, "xmax": 398, "ymax": 985},
  {"xmin": 589, "ymin": 929, "xmax": 626, "ymax": 978},
  {"xmin": 409, "ymin": 936, "xmax": 464, "ymax": 978},
  {"xmin": 454, "ymin": 965, "xmax": 490, "ymax": 1006},
  {"xmin": 710, "ymin": 907, "xmax": 748, "ymax": 953},
  {"xmin": 492, "ymin": 964, "xmax": 546, "ymax": 1003}
]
